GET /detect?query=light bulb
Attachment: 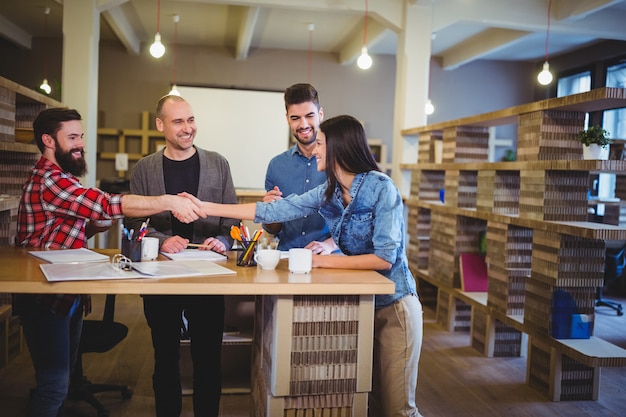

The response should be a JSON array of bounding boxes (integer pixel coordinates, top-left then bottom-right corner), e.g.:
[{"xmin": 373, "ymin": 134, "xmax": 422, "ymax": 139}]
[
  {"xmin": 39, "ymin": 78, "xmax": 51, "ymax": 95},
  {"xmin": 150, "ymin": 33, "xmax": 165, "ymax": 58},
  {"xmin": 169, "ymin": 84, "xmax": 181, "ymax": 96},
  {"xmin": 357, "ymin": 46, "xmax": 372, "ymax": 70},
  {"xmin": 537, "ymin": 61, "xmax": 553, "ymax": 85},
  {"xmin": 425, "ymin": 99, "xmax": 435, "ymax": 115}
]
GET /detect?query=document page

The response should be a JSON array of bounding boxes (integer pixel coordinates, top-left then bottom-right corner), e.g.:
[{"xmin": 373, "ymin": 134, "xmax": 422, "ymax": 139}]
[
  {"xmin": 29, "ymin": 248, "xmax": 110, "ymax": 264},
  {"xmin": 161, "ymin": 249, "xmax": 227, "ymax": 262}
]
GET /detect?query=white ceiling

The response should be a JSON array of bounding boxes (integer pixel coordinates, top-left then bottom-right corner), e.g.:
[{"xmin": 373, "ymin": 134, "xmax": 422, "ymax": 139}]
[{"xmin": 1, "ymin": 0, "xmax": 625, "ymax": 70}]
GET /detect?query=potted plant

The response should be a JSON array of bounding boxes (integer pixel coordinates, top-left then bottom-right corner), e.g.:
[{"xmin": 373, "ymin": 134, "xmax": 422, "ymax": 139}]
[{"xmin": 576, "ymin": 125, "xmax": 612, "ymax": 160}]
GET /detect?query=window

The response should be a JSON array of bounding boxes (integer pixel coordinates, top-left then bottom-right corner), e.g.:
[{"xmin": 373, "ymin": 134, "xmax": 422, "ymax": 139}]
[
  {"xmin": 557, "ymin": 71, "xmax": 591, "ymax": 97},
  {"xmin": 604, "ymin": 63, "xmax": 626, "ymax": 139},
  {"xmin": 557, "ymin": 71, "xmax": 591, "ymax": 128}
]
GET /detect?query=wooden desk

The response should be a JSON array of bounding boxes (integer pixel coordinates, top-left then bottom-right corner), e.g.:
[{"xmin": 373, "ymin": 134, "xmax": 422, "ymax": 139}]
[
  {"xmin": 0, "ymin": 248, "xmax": 393, "ymax": 296},
  {"xmin": 0, "ymin": 247, "xmax": 394, "ymax": 417}
]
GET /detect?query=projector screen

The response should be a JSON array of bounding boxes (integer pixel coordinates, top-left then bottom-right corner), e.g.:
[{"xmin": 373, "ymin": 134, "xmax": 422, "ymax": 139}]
[{"xmin": 177, "ymin": 86, "xmax": 289, "ymax": 190}]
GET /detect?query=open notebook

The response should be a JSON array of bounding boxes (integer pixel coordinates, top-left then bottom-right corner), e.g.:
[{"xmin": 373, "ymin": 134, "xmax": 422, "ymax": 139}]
[
  {"xmin": 37, "ymin": 251, "xmax": 235, "ymax": 282},
  {"xmin": 161, "ymin": 249, "xmax": 227, "ymax": 262},
  {"xmin": 29, "ymin": 248, "xmax": 110, "ymax": 264}
]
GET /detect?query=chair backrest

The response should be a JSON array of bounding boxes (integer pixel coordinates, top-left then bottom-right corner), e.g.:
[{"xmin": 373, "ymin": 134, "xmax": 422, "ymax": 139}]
[
  {"xmin": 605, "ymin": 244, "xmax": 626, "ymax": 284},
  {"xmin": 102, "ymin": 294, "xmax": 116, "ymax": 322},
  {"xmin": 81, "ymin": 294, "xmax": 128, "ymax": 354}
]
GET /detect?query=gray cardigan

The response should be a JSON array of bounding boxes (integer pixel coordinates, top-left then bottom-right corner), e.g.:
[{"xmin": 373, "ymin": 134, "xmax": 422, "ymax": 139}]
[{"xmin": 126, "ymin": 147, "xmax": 240, "ymax": 249}]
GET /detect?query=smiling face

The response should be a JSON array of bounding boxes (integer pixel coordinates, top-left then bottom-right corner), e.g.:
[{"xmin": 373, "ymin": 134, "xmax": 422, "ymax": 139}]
[
  {"xmin": 312, "ymin": 129, "xmax": 327, "ymax": 172},
  {"xmin": 156, "ymin": 99, "xmax": 197, "ymax": 156},
  {"xmin": 286, "ymin": 101, "xmax": 323, "ymax": 149},
  {"xmin": 45, "ymin": 119, "xmax": 87, "ymax": 177}
]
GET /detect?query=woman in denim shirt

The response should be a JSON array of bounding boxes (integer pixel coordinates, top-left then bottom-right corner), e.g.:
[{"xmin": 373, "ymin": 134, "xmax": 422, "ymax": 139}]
[{"xmin": 201, "ymin": 115, "xmax": 423, "ymax": 417}]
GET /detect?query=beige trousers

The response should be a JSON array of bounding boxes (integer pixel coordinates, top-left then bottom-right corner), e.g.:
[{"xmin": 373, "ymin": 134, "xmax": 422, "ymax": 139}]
[{"xmin": 370, "ymin": 294, "xmax": 424, "ymax": 417}]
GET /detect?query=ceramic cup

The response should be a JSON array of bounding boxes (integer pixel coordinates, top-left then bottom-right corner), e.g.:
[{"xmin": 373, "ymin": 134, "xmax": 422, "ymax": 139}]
[
  {"xmin": 254, "ymin": 249, "xmax": 281, "ymax": 270},
  {"xmin": 288, "ymin": 248, "xmax": 312, "ymax": 274},
  {"xmin": 141, "ymin": 237, "xmax": 160, "ymax": 261}
]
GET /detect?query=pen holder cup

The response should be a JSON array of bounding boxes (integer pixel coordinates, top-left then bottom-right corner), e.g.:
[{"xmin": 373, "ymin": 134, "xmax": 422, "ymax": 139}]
[
  {"xmin": 122, "ymin": 239, "xmax": 142, "ymax": 262},
  {"xmin": 237, "ymin": 240, "xmax": 257, "ymax": 267}
]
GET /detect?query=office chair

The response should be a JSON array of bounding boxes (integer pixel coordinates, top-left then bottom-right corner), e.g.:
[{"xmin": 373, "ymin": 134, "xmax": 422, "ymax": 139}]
[
  {"xmin": 598, "ymin": 244, "xmax": 625, "ymax": 316},
  {"xmin": 68, "ymin": 294, "xmax": 133, "ymax": 417}
]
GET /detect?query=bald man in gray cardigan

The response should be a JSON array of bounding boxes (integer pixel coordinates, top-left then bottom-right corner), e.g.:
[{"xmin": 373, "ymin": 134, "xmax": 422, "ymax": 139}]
[
  {"xmin": 126, "ymin": 146, "xmax": 239, "ymax": 249},
  {"xmin": 125, "ymin": 94, "xmax": 239, "ymax": 417}
]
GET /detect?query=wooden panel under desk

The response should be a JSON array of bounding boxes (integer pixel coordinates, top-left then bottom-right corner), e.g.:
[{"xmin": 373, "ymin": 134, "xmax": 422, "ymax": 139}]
[{"xmin": 0, "ymin": 248, "xmax": 394, "ymax": 296}]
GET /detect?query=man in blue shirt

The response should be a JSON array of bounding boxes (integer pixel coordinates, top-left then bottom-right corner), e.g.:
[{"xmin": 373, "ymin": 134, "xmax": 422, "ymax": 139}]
[{"xmin": 263, "ymin": 83, "xmax": 334, "ymax": 253}]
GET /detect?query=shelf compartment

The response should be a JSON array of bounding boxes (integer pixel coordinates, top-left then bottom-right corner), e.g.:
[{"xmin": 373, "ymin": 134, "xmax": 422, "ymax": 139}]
[
  {"xmin": 519, "ymin": 170, "xmax": 589, "ymax": 221},
  {"xmin": 407, "ymin": 206, "xmax": 430, "ymax": 271},
  {"xmin": 528, "ymin": 336, "xmax": 598, "ymax": 401},
  {"xmin": 442, "ymin": 126, "xmax": 489, "ymax": 163},
  {"xmin": 518, "ymin": 110, "xmax": 586, "ymax": 161},
  {"xmin": 412, "ymin": 169, "xmax": 444, "ymax": 203},
  {"xmin": 417, "ymin": 130, "xmax": 442, "ymax": 164},
  {"xmin": 477, "ymin": 170, "xmax": 520, "ymax": 215},
  {"xmin": 486, "ymin": 222, "xmax": 533, "ymax": 316},
  {"xmin": 471, "ymin": 308, "xmax": 525, "ymax": 358},
  {"xmin": 445, "ymin": 170, "xmax": 477, "ymax": 209},
  {"xmin": 428, "ymin": 213, "xmax": 486, "ymax": 288}
]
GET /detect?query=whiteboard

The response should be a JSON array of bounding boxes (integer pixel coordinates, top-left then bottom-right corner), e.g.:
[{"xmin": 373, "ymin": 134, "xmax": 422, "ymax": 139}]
[{"xmin": 177, "ymin": 86, "xmax": 289, "ymax": 189}]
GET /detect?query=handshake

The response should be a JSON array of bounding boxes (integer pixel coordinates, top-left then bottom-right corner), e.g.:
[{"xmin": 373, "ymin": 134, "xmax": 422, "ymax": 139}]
[
  {"xmin": 154, "ymin": 191, "xmax": 255, "ymax": 224},
  {"xmin": 170, "ymin": 192, "xmax": 210, "ymax": 223}
]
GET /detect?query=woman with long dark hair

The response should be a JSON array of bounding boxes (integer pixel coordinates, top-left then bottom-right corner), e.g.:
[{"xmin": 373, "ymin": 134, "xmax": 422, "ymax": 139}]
[{"xmin": 199, "ymin": 114, "xmax": 423, "ymax": 417}]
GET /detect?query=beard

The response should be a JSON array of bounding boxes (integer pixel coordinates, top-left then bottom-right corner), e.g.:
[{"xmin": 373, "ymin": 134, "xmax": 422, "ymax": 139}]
[
  {"xmin": 293, "ymin": 129, "xmax": 317, "ymax": 146},
  {"xmin": 55, "ymin": 146, "xmax": 87, "ymax": 177}
]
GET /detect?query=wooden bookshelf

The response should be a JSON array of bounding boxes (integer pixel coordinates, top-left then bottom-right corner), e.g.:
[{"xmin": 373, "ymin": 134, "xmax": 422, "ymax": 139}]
[{"xmin": 402, "ymin": 87, "xmax": 626, "ymax": 401}]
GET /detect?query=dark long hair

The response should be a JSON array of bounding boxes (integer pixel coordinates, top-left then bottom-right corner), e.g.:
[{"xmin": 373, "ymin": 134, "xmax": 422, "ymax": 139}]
[
  {"xmin": 320, "ymin": 115, "xmax": 381, "ymax": 202},
  {"xmin": 33, "ymin": 108, "xmax": 82, "ymax": 152}
]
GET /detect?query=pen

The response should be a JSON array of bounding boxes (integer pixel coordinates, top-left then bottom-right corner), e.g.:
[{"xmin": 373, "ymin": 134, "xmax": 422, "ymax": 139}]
[{"xmin": 186, "ymin": 243, "xmax": 213, "ymax": 249}]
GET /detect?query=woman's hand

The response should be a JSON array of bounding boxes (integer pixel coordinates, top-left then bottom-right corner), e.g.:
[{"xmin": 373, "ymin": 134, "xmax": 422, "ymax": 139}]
[{"xmin": 305, "ymin": 237, "xmax": 338, "ymax": 255}]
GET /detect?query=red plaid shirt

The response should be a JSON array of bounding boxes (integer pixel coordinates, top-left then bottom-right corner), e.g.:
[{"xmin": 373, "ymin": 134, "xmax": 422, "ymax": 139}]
[{"xmin": 15, "ymin": 157, "xmax": 124, "ymax": 316}]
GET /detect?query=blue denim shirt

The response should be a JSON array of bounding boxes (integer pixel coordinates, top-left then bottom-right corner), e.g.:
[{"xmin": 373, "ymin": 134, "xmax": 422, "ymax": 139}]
[
  {"xmin": 264, "ymin": 145, "xmax": 330, "ymax": 250},
  {"xmin": 256, "ymin": 171, "xmax": 416, "ymax": 308}
]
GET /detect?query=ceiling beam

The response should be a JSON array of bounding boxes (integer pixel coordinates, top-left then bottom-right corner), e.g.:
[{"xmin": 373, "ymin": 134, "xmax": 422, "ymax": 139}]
[
  {"xmin": 554, "ymin": 0, "xmax": 623, "ymax": 21},
  {"xmin": 337, "ymin": 16, "xmax": 389, "ymax": 65},
  {"xmin": 187, "ymin": 0, "xmax": 404, "ymax": 31},
  {"xmin": 0, "ymin": 13, "xmax": 31, "ymax": 49},
  {"xmin": 235, "ymin": 6, "xmax": 260, "ymax": 60},
  {"xmin": 441, "ymin": 28, "xmax": 530, "ymax": 70},
  {"xmin": 101, "ymin": 6, "xmax": 141, "ymax": 55},
  {"xmin": 97, "ymin": 0, "xmax": 130, "ymax": 12}
]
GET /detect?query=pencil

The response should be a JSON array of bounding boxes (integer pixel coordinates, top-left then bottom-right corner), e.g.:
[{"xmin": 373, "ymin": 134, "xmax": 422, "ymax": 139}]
[{"xmin": 186, "ymin": 243, "xmax": 212, "ymax": 249}]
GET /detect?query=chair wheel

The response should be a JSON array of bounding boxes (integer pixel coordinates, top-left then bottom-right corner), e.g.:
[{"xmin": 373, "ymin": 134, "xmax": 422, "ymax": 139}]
[{"xmin": 121, "ymin": 388, "xmax": 133, "ymax": 399}]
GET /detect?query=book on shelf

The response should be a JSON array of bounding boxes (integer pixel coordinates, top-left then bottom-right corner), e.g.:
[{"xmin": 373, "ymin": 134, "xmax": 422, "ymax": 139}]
[{"xmin": 459, "ymin": 253, "xmax": 488, "ymax": 292}]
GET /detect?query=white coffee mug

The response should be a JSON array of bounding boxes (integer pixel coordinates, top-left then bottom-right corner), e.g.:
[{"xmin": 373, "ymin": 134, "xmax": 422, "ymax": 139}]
[
  {"xmin": 288, "ymin": 248, "xmax": 312, "ymax": 274},
  {"xmin": 141, "ymin": 237, "xmax": 160, "ymax": 261},
  {"xmin": 254, "ymin": 249, "xmax": 281, "ymax": 270}
]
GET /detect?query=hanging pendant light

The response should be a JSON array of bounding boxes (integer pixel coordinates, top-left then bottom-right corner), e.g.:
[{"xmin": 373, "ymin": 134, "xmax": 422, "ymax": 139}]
[
  {"xmin": 307, "ymin": 23, "xmax": 315, "ymax": 83},
  {"xmin": 150, "ymin": 0, "xmax": 166, "ymax": 58},
  {"xmin": 537, "ymin": 0, "xmax": 553, "ymax": 86},
  {"xmin": 357, "ymin": 0, "xmax": 372, "ymax": 70},
  {"xmin": 169, "ymin": 14, "xmax": 180, "ymax": 96},
  {"xmin": 39, "ymin": 7, "xmax": 51, "ymax": 95},
  {"xmin": 425, "ymin": 99, "xmax": 435, "ymax": 115}
]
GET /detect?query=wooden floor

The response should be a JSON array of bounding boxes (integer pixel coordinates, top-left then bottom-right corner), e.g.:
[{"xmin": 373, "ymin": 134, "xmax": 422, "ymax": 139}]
[{"xmin": 1, "ymin": 290, "xmax": 625, "ymax": 417}]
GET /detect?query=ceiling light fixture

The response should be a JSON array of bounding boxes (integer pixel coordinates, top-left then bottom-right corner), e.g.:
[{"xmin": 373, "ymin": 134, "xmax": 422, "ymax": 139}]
[
  {"xmin": 537, "ymin": 0, "xmax": 553, "ymax": 86},
  {"xmin": 149, "ymin": 0, "xmax": 166, "ymax": 58},
  {"xmin": 39, "ymin": 7, "xmax": 51, "ymax": 95},
  {"xmin": 307, "ymin": 23, "xmax": 315, "ymax": 83},
  {"xmin": 425, "ymin": 99, "xmax": 435, "ymax": 116},
  {"xmin": 169, "ymin": 14, "xmax": 180, "ymax": 96},
  {"xmin": 357, "ymin": 0, "xmax": 372, "ymax": 70}
]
